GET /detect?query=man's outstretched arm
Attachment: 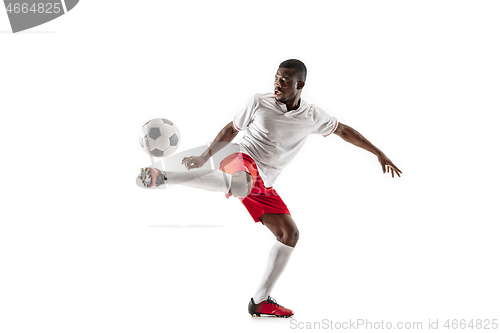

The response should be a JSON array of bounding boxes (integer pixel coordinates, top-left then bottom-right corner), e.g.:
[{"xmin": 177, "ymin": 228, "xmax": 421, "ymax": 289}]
[
  {"xmin": 334, "ymin": 123, "xmax": 402, "ymax": 178},
  {"xmin": 182, "ymin": 121, "xmax": 238, "ymax": 171}
]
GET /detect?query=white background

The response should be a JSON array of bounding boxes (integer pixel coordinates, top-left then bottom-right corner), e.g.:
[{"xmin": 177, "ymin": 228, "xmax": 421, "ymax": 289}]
[{"xmin": 1, "ymin": 1, "xmax": 499, "ymax": 332}]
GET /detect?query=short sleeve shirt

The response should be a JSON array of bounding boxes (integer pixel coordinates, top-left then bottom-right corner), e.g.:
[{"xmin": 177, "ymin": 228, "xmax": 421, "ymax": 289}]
[{"xmin": 233, "ymin": 93, "xmax": 338, "ymax": 187}]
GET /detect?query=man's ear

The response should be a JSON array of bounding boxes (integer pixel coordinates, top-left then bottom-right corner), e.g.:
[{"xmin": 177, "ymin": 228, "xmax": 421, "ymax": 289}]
[{"xmin": 297, "ymin": 81, "xmax": 305, "ymax": 90}]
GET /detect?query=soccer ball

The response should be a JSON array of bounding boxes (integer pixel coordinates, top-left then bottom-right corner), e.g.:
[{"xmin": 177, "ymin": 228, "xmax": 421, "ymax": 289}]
[{"xmin": 139, "ymin": 118, "xmax": 181, "ymax": 157}]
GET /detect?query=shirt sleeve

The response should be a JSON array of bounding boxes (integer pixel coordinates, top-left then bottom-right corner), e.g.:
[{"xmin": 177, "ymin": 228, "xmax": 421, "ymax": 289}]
[
  {"xmin": 233, "ymin": 94, "xmax": 258, "ymax": 131},
  {"xmin": 311, "ymin": 105, "xmax": 339, "ymax": 137}
]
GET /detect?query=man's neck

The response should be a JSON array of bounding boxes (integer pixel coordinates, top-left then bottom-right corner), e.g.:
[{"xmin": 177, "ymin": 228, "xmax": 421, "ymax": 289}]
[{"xmin": 285, "ymin": 96, "xmax": 301, "ymax": 111}]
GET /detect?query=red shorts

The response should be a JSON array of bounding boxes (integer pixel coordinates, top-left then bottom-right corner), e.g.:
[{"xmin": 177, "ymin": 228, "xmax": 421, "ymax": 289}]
[{"xmin": 219, "ymin": 152, "xmax": 290, "ymax": 223}]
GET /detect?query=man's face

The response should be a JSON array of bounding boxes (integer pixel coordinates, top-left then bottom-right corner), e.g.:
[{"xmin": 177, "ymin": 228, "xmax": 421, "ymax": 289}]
[{"xmin": 274, "ymin": 67, "xmax": 303, "ymax": 103}]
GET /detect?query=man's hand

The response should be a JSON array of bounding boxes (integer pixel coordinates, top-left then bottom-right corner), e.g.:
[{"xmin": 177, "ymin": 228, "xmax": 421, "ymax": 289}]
[
  {"xmin": 181, "ymin": 121, "xmax": 237, "ymax": 171},
  {"xmin": 377, "ymin": 154, "xmax": 402, "ymax": 178},
  {"xmin": 182, "ymin": 155, "xmax": 209, "ymax": 171}
]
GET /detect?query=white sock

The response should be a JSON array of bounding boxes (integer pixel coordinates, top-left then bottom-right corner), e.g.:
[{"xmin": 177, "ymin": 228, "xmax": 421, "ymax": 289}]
[
  {"xmin": 253, "ymin": 240, "xmax": 294, "ymax": 304},
  {"xmin": 163, "ymin": 170, "xmax": 231, "ymax": 193}
]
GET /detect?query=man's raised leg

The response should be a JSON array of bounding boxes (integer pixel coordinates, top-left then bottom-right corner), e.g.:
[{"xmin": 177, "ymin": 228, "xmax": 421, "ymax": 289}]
[{"xmin": 137, "ymin": 167, "xmax": 252, "ymax": 197}]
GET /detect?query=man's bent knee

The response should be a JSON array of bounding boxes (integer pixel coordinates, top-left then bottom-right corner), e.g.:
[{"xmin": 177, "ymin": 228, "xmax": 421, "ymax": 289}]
[
  {"xmin": 260, "ymin": 214, "xmax": 300, "ymax": 247},
  {"xmin": 229, "ymin": 171, "xmax": 253, "ymax": 197},
  {"xmin": 278, "ymin": 228, "xmax": 299, "ymax": 247}
]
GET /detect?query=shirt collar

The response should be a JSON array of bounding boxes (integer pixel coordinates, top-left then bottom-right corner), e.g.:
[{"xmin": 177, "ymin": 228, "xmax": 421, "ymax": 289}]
[{"xmin": 275, "ymin": 98, "xmax": 301, "ymax": 113}]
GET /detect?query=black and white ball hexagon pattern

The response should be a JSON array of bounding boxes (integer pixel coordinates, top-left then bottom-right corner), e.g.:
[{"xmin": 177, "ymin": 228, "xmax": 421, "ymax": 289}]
[{"xmin": 140, "ymin": 118, "xmax": 181, "ymax": 157}]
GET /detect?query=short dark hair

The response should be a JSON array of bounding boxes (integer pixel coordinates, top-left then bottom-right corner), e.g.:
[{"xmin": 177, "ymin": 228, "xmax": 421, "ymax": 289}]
[{"xmin": 279, "ymin": 59, "xmax": 307, "ymax": 82}]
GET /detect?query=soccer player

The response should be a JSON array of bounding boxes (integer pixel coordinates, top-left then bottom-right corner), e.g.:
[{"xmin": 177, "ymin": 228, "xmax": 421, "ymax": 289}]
[{"xmin": 138, "ymin": 59, "xmax": 402, "ymax": 317}]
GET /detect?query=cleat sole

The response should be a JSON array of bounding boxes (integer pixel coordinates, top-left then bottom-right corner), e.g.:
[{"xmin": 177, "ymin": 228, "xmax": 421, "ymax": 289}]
[
  {"xmin": 137, "ymin": 167, "xmax": 165, "ymax": 188},
  {"xmin": 250, "ymin": 313, "xmax": 292, "ymax": 318}
]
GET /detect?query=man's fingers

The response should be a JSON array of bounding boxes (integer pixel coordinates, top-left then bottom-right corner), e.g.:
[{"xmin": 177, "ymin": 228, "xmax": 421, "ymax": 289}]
[
  {"xmin": 183, "ymin": 158, "xmax": 191, "ymax": 170},
  {"xmin": 186, "ymin": 162, "xmax": 198, "ymax": 171},
  {"xmin": 380, "ymin": 159, "xmax": 402, "ymax": 177},
  {"xmin": 388, "ymin": 165, "xmax": 402, "ymax": 178},
  {"xmin": 390, "ymin": 164, "xmax": 402, "ymax": 176}
]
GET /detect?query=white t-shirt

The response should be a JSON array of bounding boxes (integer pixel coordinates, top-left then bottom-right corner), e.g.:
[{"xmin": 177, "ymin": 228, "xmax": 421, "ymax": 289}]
[{"xmin": 233, "ymin": 92, "xmax": 339, "ymax": 187}]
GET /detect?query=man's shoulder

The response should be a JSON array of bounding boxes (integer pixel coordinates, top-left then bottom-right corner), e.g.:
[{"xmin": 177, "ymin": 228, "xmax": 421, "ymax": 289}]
[
  {"xmin": 253, "ymin": 92, "xmax": 274, "ymax": 101},
  {"xmin": 251, "ymin": 92, "xmax": 276, "ymax": 109}
]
